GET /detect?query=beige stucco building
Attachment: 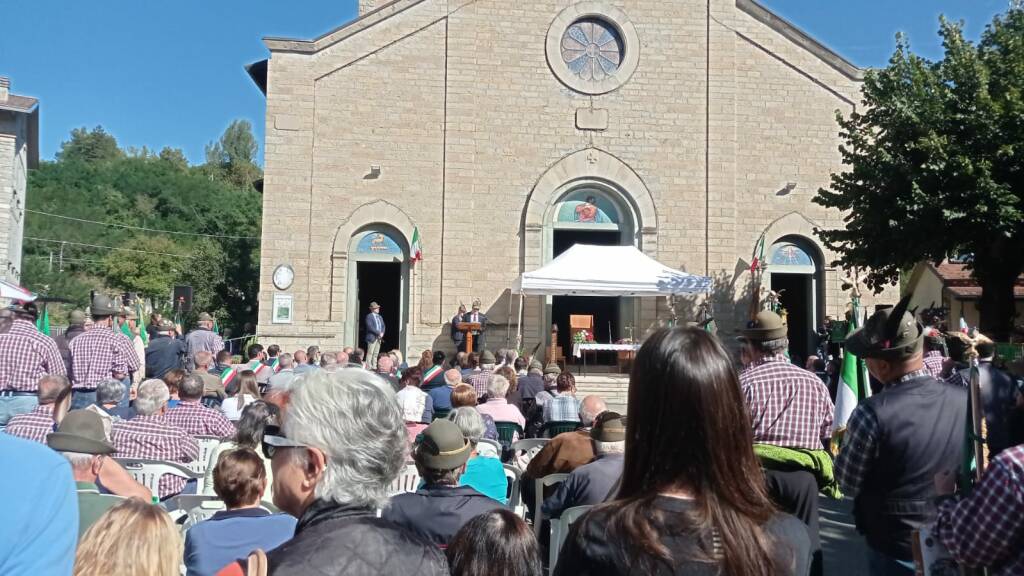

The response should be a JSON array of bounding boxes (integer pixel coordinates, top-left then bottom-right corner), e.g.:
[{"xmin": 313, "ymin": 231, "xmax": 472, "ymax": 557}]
[
  {"xmin": 0, "ymin": 77, "xmax": 38, "ymax": 284},
  {"xmin": 248, "ymin": 0, "xmax": 892, "ymax": 362}
]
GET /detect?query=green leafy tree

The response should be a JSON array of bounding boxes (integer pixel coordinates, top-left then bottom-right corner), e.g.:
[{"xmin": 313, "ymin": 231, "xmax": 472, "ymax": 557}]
[
  {"xmin": 23, "ymin": 123, "xmax": 262, "ymax": 333},
  {"xmin": 814, "ymin": 9, "xmax": 1024, "ymax": 340},
  {"xmin": 56, "ymin": 126, "xmax": 122, "ymax": 163},
  {"xmin": 203, "ymin": 119, "xmax": 262, "ymax": 190}
]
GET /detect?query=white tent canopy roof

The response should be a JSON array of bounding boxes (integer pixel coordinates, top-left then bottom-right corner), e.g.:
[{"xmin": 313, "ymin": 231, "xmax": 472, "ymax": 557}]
[{"xmin": 513, "ymin": 244, "xmax": 712, "ymax": 297}]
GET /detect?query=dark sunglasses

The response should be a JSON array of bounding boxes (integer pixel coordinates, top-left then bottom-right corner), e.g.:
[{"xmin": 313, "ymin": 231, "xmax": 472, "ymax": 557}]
[{"xmin": 261, "ymin": 425, "xmax": 308, "ymax": 459}]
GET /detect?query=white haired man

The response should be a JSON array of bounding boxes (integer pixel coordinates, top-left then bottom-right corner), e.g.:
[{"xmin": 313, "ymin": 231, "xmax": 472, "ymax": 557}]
[
  {"xmin": 111, "ymin": 379, "xmax": 198, "ymax": 498},
  {"xmin": 164, "ymin": 374, "xmax": 235, "ymax": 438},
  {"xmin": 94, "ymin": 378, "xmax": 135, "ymax": 420},
  {"xmin": 250, "ymin": 370, "xmax": 447, "ymax": 574},
  {"xmin": 475, "ymin": 374, "xmax": 525, "ymax": 429},
  {"xmin": 542, "ymin": 412, "xmax": 626, "ymax": 519},
  {"xmin": 47, "ymin": 409, "xmax": 151, "ymax": 537}
]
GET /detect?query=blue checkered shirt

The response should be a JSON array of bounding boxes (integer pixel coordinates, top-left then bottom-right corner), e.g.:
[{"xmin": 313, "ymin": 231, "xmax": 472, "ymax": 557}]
[{"xmin": 543, "ymin": 392, "xmax": 581, "ymax": 423}]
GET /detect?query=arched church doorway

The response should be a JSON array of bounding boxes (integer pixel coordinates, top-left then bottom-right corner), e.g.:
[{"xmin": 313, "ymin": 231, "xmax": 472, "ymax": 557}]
[
  {"xmin": 766, "ymin": 237, "xmax": 824, "ymax": 365},
  {"xmin": 547, "ymin": 184, "xmax": 637, "ymax": 364},
  {"xmin": 346, "ymin": 226, "xmax": 410, "ymax": 356}
]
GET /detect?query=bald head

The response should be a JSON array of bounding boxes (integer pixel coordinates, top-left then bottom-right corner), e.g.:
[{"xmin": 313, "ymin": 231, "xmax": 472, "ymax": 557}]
[
  {"xmin": 444, "ymin": 368, "xmax": 462, "ymax": 387},
  {"xmin": 377, "ymin": 355, "xmax": 394, "ymax": 373},
  {"xmin": 579, "ymin": 395, "xmax": 607, "ymax": 427},
  {"xmin": 194, "ymin": 350, "xmax": 213, "ymax": 369},
  {"xmin": 293, "ymin": 350, "xmax": 308, "ymax": 364}
]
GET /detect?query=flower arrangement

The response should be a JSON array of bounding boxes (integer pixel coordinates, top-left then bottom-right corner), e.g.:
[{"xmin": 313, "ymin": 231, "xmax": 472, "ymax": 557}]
[{"xmin": 573, "ymin": 330, "xmax": 594, "ymax": 343}]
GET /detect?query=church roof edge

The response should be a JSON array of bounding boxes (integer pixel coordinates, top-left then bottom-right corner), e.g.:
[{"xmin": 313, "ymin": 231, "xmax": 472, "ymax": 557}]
[
  {"xmin": 262, "ymin": 0, "xmax": 425, "ymax": 54},
  {"xmin": 736, "ymin": 0, "xmax": 863, "ymax": 81}
]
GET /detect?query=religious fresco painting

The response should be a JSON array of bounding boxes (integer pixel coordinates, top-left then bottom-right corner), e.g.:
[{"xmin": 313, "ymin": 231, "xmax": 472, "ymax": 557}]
[
  {"xmin": 555, "ymin": 191, "xmax": 619, "ymax": 224},
  {"xmin": 355, "ymin": 230, "xmax": 403, "ymax": 255}
]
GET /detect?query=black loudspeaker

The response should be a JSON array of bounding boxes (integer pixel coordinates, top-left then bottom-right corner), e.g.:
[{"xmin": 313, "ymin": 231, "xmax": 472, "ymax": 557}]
[{"xmin": 172, "ymin": 285, "xmax": 193, "ymax": 313}]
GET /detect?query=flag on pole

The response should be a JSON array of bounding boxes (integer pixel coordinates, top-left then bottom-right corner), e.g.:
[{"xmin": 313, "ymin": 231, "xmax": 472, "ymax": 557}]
[
  {"xmin": 35, "ymin": 305, "xmax": 50, "ymax": 336},
  {"xmin": 213, "ymin": 317, "xmax": 220, "ymax": 335},
  {"xmin": 411, "ymin": 226, "xmax": 423, "ymax": 263},
  {"xmin": 750, "ymin": 233, "xmax": 766, "ymax": 272},
  {"xmin": 136, "ymin": 303, "xmax": 148, "ymax": 345},
  {"xmin": 831, "ymin": 297, "xmax": 865, "ymax": 453},
  {"xmin": 119, "ymin": 318, "xmax": 132, "ymax": 339}
]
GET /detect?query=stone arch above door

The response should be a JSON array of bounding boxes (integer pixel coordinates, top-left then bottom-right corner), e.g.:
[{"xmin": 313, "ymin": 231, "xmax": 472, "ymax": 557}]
[
  {"xmin": 523, "ymin": 148, "xmax": 658, "ymax": 270},
  {"xmin": 329, "ymin": 200, "xmax": 416, "ymax": 324}
]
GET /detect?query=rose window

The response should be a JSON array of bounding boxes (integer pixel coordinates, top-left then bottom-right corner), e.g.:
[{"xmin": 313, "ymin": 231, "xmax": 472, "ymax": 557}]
[{"xmin": 560, "ymin": 19, "xmax": 624, "ymax": 81}]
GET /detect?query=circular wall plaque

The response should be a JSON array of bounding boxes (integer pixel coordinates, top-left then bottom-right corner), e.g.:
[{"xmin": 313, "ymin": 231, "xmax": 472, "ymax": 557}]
[{"xmin": 272, "ymin": 264, "xmax": 294, "ymax": 291}]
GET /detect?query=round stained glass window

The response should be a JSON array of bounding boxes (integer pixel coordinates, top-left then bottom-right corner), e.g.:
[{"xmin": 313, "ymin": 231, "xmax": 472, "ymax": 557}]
[{"xmin": 560, "ymin": 19, "xmax": 624, "ymax": 82}]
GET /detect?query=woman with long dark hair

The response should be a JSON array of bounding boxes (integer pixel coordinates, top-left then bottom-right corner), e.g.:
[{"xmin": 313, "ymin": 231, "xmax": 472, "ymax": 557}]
[{"xmin": 555, "ymin": 327, "xmax": 811, "ymax": 576}]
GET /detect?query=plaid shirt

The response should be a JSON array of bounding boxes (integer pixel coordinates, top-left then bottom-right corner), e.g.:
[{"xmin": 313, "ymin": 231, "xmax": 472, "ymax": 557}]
[
  {"xmin": 543, "ymin": 392, "xmax": 581, "ymax": 423},
  {"xmin": 3, "ymin": 404, "xmax": 54, "ymax": 444},
  {"xmin": 923, "ymin": 350, "xmax": 945, "ymax": 379},
  {"xmin": 467, "ymin": 369, "xmax": 493, "ymax": 398},
  {"xmin": 111, "ymin": 414, "xmax": 199, "ymax": 497},
  {"xmin": 0, "ymin": 319, "xmax": 66, "ymax": 391},
  {"xmin": 740, "ymin": 355, "xmax": 835, "ymax": 450},
  {"xmin": 184, "ymin": 329, "xmax": 224, "ymax": 368},
  {"xmin": 936, "ymin": 444, "xmax": 1024, "ymax": 575},
  {"xmin": 68, "ymin": 326, "xmax": 140, "ymax": 389},
  {"xmin": 164, "ymin": 400, "xmax": 236, "ymax": 438},
  {"xmin": 834, "ymin": 369, "xmax": 931, "ymax": 497}
]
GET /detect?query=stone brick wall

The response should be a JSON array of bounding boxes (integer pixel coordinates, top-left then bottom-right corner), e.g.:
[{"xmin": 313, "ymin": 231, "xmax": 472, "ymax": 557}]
[{"xmin": 256, "ymin": 0, "xmax": 895, "ymax": 353}]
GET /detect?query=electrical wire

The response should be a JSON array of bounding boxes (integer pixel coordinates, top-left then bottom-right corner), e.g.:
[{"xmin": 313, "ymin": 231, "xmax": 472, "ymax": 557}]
[
  {"xmin": 24, "ymin": 237, "xmax": 197, "ymax": 259},
  {"xmin": 25, "ymin": 209, "xmax": 259, "ymax": 240}
]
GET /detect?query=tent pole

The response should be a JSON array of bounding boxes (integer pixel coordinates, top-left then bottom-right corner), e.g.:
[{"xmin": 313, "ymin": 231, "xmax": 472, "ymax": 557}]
[
  {"xmin": 506, "ymin": 290, "xmax": 513, "ymax": 348},
  {"xmin": 516, "ymin": 292, "xmax": 525, "ymax": 353}
]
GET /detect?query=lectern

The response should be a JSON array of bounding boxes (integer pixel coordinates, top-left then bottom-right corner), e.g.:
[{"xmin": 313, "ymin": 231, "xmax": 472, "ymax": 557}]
[{"xmin": 456, "ymin": 322, "xmax": 482, "ymax": 353}]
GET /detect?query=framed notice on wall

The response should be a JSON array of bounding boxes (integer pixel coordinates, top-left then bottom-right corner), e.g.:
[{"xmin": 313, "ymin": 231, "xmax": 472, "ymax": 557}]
[{"xmin": 273, "ymin": 294, "xmax": 293, "ymax": 324}]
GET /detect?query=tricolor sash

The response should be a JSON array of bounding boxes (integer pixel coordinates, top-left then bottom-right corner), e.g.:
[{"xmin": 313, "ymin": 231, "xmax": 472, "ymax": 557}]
[
  {"xmin": 268, "ymin": 357, "xmax": 281, "ymax": 373},
  {"xmin": 423, "ymin": 365, "xmax": 443, "ymax": 384},
  {"xmin": 221, "ymin": 367, "xmax": 238, "ymax": 387}
]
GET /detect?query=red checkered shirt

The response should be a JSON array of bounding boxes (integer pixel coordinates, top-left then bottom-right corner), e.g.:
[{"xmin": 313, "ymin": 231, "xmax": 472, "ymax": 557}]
[
  {"xmin": 68, "ymin": 326, "xmax": 141, "ymax": 389},
  {"xmin": 3, "ymin": 404, "xmax": 54, "ymax": 444},
  {"xmin": 740, "ymin": 355, "xmax": 835, "ymax": 450},
  {"xmin": 467, "ymin": 369, "xmax": 493, "ymax": 399},
  {"xmin": 111, "ymin": 414, "xmax": 199, "ymax": 497},
  {"xmin": 164, "ymin": 400, "xmax": 236, "ymax": 438},
  {"xmin": 937, "ymin": 444, "xmax": 1024, "ymax": 575},
  {"xmin": 0, "ymin": 319, "xmax": 66, "ymax": 391},
  {"xmin": 923, "ymin": 350, "xmax": 945, "ymax": 379}
]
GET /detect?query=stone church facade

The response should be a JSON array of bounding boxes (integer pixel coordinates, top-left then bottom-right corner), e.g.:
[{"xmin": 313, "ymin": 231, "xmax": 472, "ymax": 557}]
[{"xmin": 249, "ymin": 0, "xmax": 892, "ymax": 358}]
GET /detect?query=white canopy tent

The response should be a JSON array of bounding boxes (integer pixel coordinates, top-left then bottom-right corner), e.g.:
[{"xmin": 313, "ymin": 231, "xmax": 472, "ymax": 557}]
[{"xmin": 511, "ymin": 244, "xmax": 712, "ymax": 347}]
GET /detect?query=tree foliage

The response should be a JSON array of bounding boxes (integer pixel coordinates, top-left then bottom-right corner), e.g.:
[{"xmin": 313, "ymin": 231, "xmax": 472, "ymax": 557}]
[
  {"xmin": 23, "ymin": 123, "xmax": 263, "ymax": 332},
  {"xmin": 814, "ymin": 9, "xmax": 1024, "ymax": 339},
  {"xmin": 203, "ymin": 119, "xmax": 262, "ymax": 190}
]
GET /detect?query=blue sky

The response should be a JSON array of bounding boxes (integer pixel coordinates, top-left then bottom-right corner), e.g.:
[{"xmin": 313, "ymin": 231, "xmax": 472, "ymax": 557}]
[{"xmin": 0, "ymin": 0, "xmax": 1006, "ymax": 166}]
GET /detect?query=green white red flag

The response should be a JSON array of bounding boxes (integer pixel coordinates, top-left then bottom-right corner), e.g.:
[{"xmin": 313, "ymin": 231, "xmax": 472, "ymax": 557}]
[
  {"xmin": 831, "ymin": 297, "xmax": 870, "ymax": 451},
  {"xmin": 411, "ymin": 227, "xmax": 423, "ymax": 263}
]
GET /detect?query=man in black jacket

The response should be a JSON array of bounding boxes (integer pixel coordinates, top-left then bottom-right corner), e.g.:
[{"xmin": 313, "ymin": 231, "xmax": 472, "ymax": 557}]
[
  {"xmin": 382, "ymin": 419, "xmax": 503, "ymax": 546},
  {"xmin": 144, "ymin": 319, "xmax": 186, "ymax": 379},
  {"xmin": 259, "ymin": 369, "xmax": 447, "ymax": 575},
  {"xmin": 947, "ymin": 333, "xmax": 1024, "ymax": 457},
  {"xmin": 835, "ymin": 295, "xmax": 967, "ymax": 576},
  {"xmin": 54, "ymin": 309, "xmax": 87, "ymax": 374}
]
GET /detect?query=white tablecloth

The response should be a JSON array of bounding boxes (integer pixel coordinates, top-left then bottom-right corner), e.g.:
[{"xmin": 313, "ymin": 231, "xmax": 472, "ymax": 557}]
[{"xmin": 573, "ymin": 343, "xmax": 641, "ymax": 358}]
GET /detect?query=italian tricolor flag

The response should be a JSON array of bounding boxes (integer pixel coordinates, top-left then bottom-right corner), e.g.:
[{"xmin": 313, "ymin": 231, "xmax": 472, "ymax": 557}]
[
  {"xmin": 832, "ymin": 297, "xmax": 870, "ymax": 452},
  {"xmin": 411, "ymin": 226, "xmax": 423, "ymax": 263}
]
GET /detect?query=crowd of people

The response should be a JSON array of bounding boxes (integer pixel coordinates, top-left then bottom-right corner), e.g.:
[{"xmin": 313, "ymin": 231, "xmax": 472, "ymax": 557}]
[{"xmin": 1, "ymin": 292, "xmax": 1023, "ymax": 576}]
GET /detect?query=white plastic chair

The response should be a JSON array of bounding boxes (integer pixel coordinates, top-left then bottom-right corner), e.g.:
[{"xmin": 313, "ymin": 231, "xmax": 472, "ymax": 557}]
[
  {"xmin": 388, "ymin": 462, "xmax": 421, "ymax": 496},
  {"xmin": 533, "ymin": 473, "xmax": 569, "ymax": 540},
  {"xmin": 116, "ymin": 458, "xmax": 199, "ymax": 497},
  {"xmin": 502, "ymin": 464, "xmax": 522, "ymax": 514},
  {"xmin": 510, "ymin": 438, "xmax": 549, "ymax": 471},
  {"xmin": 187, "ymin": 436, "xmax": 223, "ymax": 492},
  {"xmin": 477, "ymin": 438, "xmax": 502, "ymax": 459},
  {"xmin": 549, "ymin": 505, "xmax": 592, "ymax": 574}
]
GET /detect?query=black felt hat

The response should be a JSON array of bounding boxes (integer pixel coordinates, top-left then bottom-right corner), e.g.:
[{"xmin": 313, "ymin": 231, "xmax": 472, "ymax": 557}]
[{"xmin": 845, "ymin": 295, "xmax": 923, "ymax": 360}]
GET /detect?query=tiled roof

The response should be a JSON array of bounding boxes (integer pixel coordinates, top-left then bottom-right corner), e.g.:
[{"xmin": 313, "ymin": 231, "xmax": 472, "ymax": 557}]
[
  {"xmin": 930, "ymin": 261, "xmax": 1024, "ymax": 300},
  {"xmin": 0, "ymin": 94, "xmax": 38, "ymax": 113}
]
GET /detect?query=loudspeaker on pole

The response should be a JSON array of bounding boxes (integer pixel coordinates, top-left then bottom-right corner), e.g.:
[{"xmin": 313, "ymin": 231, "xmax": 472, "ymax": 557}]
[{"xmin": 172, "ymin": 285, "xmax": 193, "ymax": 313}]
